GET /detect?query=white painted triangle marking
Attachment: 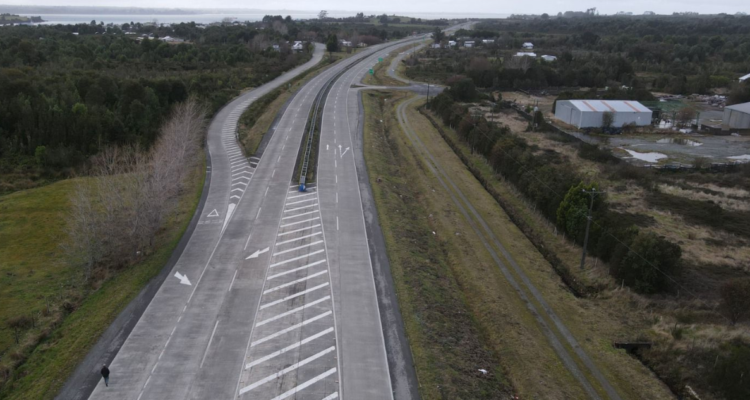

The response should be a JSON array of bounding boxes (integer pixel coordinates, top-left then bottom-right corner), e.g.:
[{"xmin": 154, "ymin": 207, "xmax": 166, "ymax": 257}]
[{"xmin": 207, "ymin": 209, "xmax": 219, "ymax": 218}]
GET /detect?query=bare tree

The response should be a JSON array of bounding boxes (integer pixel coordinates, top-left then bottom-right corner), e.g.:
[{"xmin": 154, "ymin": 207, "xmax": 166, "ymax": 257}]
[
  {"xmin": 64, "ymin": 98, "xmax": 207, "ymax": 279},
  {"xmin": 318, "ymin": 10, "xmax": 328, "ymax": 19}
]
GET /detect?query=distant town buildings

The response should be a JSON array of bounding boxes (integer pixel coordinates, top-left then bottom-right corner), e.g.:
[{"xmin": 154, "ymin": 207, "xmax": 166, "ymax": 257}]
[
  {"xmin": 522, "ymin": 42, "xmax": 534, "ymax": 49},
  {"xmin": 464, "ymin": 40, "xmax": 475, "ymax": 48},
  {"xmin": 516, "ymin": 52, "xmax": 537, "ymax": 57},
  {"xmin": 541, "ymin": 55, "xmax": 557, "ymax": 62}
]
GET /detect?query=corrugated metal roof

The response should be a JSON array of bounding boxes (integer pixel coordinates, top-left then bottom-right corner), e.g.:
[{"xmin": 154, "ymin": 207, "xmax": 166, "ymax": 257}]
[
  {"xmin": 567, "ymin": 100, "xmax": 651, "ymax": 113},
  {"xmin": 726, "ymin": 102, "xmax": 750, "ymax": 113}
]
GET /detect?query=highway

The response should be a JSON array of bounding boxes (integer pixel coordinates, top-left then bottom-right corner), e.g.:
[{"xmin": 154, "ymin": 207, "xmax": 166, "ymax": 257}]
[{"xmin": 84, "ymin": 36, "xmax": 430, "ymax": 400}]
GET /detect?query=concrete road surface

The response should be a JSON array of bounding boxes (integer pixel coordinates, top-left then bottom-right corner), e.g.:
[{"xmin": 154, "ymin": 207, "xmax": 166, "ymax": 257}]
[{"xmin": 82, "ymin": 35, "xmax": 430, "ymax": 400}]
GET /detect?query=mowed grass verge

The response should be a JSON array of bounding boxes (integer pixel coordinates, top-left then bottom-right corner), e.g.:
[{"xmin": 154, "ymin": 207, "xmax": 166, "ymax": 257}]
[
  {"xmin": 363, "ymin": 90, "xmax": 513, "ymax": 398},
  {"xmin": 0, "ymin": 155, "xmax": 205, "ymax": 399},
  {"xmin": 408, "ymin": 99, "xmax": 674, "ymax": 398}
]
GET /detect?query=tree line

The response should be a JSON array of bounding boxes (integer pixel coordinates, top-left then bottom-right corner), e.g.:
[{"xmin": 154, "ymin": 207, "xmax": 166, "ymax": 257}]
[
  {"xmin": 428, "ymin": 82, "xmax": 682, "ymax": 294},
  {"xmin": 0, "ymin": 23, "xmax": 312, "ymax": 173}
]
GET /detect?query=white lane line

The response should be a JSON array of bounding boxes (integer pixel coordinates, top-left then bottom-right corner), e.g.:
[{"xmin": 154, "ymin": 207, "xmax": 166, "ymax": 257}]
[
  {"xmin": 281, "ymin": 210, "xmax": 318, "ymax": 220},
  {"xmin": 278, "ymin": 224, "xmax": 321, "ymax": 236},
  {"xmin": 268, "ymin": 368, "xmax": 338, "ymax": 400},
  {"xmin": 280, "ymin": 217, "xmax": 320, "ymax": 228},
  {"xmin": 200, "ymin": 320, "xmax": 220, "ymax": 368},
  {"xmin": 286, "ymin": 197, "xmax": 317, "ymax": 205},
  {"xmin": 272, "ymin": 241, "xmax": 324, "ymax": 256},
  {"xmin": 245, "ymin": 327, "xmax": 333, "ymax": 369},
  {"xmin": 251, "ymin": 311, "xmax": 332, "ymax": 346},
  {"xmin": 229, "ymin": 270, "xmax": 238, "ymax": 291},
  {"xmin": 257, "ymin": 296, "xmax": 330, "ymax": 326},
  {"xmin": 270, "ymin": 249, "xmax": 325, "ymax": 268},
  {"xmin": 263, "ymin": 270, "xmax": 328, "ymax": 295},
  {"xmin": 322, "ymin": 393, "xmax": 339, "ymax": 400},
  {"xmin": 276, "ymin": 232, "xmax": 322, "ymax": 246},
  {"xmin": 264, "ymin": 187, "xmax": 269, "ymax": 197},
  {"xmin": 244, "ymin": 233, "xmax": 252, "ymax": 251},
  {"xmin": 336, "ymin": 216, "xmax": 339, "ymax": 230},
  {"xmin": 272, "ymin": 169, "xmax": 276, "ymax": 178},
  {"xmin": 277, "ymin": 155, "xmax": 281, "ymax": 163},
  {"xmin": 239, "ymin": 347, "xmax": 336, "ymax": 395},
  {"xmin": 287, "ymin": 192, "xmax": 316, "ymax": 200},
  {"xmin": 256, "ymin": 207, "xmax": 262, "ymax": 220},
  {"xmin": 284, "ymin": 203, "xmax": 319, "ymax": 213},
  {"xmin": 336, "ymin": 192, "xmax": 338, "ymax": 203},
  {"xmin": 260, "ymin": 283, "xmax": 329, "ymax": 310},
  {"xmin": 335, "ymin": 175, "xmax": 337, "ymax": 183},
  {"xmin": 267, "ymin": 259, "xmax": 327, "ymax": 280}
]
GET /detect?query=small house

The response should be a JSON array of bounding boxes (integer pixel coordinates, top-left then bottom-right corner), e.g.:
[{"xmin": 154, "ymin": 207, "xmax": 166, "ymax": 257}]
[
  {"xmin": 541, "ymin": 55, "xmax": 557, "ymax": 62},
  {"xmin": 522, "ymin": 42, "xmax": 534, "ymax": 49},
  {"xmin": 464, "ymin": 40, "xmax": 475, "ymax": 48}
]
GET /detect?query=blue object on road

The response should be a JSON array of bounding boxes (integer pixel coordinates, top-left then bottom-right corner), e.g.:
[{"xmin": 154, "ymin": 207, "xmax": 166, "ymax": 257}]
[{"xmin": 299, "ymin": 183, "xmax": 306, "ymax": 192}]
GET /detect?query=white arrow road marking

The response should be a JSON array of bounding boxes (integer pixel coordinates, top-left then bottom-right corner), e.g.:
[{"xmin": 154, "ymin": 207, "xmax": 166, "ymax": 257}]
[
  {"xmin": 340, "ymin": 147, "xmax": 350, "ymax": 158},
  {"xmin": 207, "ymin": 209, "xmax": 219, "ymax": 218},
  {"xmin": 338, "ymin": 144, "xmax": 342, "ymax": 154},
  {"xmin": 231, "ymin": 188, "xmax": 244, "ymax": 193},
  {"xmin": 230, "ymin": 195, "xmax": 241, "ymax": 200},
  {"xmin": 245, "ymin": 247, "xmax": 270, "ymax": 259},
  {"xmin": 174, "ymin": 272, "xmax": 191, "ymax": 285}
]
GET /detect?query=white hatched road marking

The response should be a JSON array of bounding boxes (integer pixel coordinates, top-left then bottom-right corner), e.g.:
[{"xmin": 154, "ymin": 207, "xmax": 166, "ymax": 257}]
[
  {"xmin": 245, "ymin": 327, "xmax": 334, "ymax": 369},
  {"xmin": 257, "ymin": 296, "xmax": 330, "ymax": 326},
  {"xmin": 267, "ymin": 259, "xmax": 327, "ymax": 280},
  {"xmin": 276, "ymin": 232, "xmax": 323, "ymax": 246},
  {"xmin": 239, "ymin": 347, "xmax": 336, "ymax": 395},
  {"xmin": 272, "ymin": 241, "xmax": 324, "ymax": 256},
  {"xmin": 269, "ymin": 368, "xmax": 338, "ymax": 400},
  {"xmin": 260, "ymin": 283, "xmax": 330, "ymax": 310},
  {"xmin": 251, "ymin": 311, "xmax": 332, "ymax": 347},
  {"xmin": 263, "ymin": 270, "xmax": 328, "ymax": 294},
  {"xmin": 277, "ymin": 224, "xmax": 321, "ymax": 236},
  {"xmin": 280, "ymin": 217, "xmax": 320, "ymax": 228}
]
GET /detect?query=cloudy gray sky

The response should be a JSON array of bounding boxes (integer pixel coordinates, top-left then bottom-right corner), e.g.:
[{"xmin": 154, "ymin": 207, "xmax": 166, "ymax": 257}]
[{"xmin": 3, "ymin": 0, "xmax": 748, "ymax": 16}]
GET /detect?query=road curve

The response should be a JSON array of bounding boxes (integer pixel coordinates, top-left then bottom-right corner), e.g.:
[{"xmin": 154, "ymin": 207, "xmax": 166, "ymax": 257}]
[{"xmin": 83, "ymin": 37, "xmax": 427, "ymax": 400}]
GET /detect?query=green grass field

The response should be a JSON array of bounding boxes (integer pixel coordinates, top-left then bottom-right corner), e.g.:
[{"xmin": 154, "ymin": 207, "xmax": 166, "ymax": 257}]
[{"xmin": 0, "ymin": 156, "xmax": 205, "ymax": 399}]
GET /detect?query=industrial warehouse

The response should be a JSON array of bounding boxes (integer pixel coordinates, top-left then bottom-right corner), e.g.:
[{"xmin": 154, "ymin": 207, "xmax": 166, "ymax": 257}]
[{"xmin": 554, "ymin": 99, "xmax": 653, "ymax": 128}]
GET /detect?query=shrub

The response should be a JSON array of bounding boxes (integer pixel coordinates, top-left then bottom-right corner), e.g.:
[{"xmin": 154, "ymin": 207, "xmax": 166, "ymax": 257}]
[
  {"xmin": 611, "ymin": 231, "xmax": 682, "ymax": 294},
  {"xmin": 719, "ymin": 277, "xmax": 750, "ymax": 325},
  {"xmin": 710, "ymin": 340, "xmax": 750, "ymax": 400}
]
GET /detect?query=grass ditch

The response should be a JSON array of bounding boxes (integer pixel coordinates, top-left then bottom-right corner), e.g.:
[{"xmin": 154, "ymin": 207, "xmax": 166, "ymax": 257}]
[
  {"xmin": 0, "ymin": 155, "xmax": 205, "ymax": 399},
  {"xmin": 363, "ymin": 90, "xmax": 515, "ymax": 399},
  {"xmin": 396, "ymin": 95, "xmax": 675, "ymax": 399}
]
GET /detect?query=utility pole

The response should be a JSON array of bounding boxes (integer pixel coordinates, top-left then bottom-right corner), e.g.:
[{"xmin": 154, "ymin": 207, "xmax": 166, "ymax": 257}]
[
  {"xmin": 580, "ymin": 188, "xmax": 605, "ymax": 270},
  {"xmin": 426, "ymin": 81, "xmax": 431, "ymax": 103}
]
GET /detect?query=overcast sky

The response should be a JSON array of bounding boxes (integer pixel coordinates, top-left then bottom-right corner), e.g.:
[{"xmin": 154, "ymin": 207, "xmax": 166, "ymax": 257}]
[{"xmin": 3, "ymin": 0, "xmax": 748, "ymax": 16}]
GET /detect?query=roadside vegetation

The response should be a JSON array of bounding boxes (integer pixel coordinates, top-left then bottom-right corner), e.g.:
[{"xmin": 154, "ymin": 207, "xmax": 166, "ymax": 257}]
[
  {"xmin": 0, "ymin": 100, "xmax": 206, "ymax": 398},
  {"xmin": 393, "ymin": 58, "xmax": 750, "ymax": 398},
  {"xmin": 361, "ymin": 43, "xmax": 412, "ymax": 87}
]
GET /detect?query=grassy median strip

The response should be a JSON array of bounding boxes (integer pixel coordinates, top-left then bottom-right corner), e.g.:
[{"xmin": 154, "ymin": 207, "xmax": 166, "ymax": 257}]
[{"xmin": 0, "ymin": 156, "xmax": 205, "ymax": 399}]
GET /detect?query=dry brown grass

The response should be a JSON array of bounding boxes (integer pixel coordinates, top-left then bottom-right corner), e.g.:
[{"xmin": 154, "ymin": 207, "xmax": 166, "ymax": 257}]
[{"xmin": 404, "ymin": 98, "xmax": 674, "ymax": 399}]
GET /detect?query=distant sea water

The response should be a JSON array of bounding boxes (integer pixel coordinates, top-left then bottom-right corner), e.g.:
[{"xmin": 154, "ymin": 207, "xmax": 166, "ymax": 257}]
[{"xmin": 36, "ymin": 12, "xmax": 510, "ymax": 25}]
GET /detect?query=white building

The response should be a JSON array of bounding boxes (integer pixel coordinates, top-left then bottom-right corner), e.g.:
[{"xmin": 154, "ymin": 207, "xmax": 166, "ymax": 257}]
[
  {"xmin": 516, "ymin": 52, "xmax": 537, "ymax": 57},
  {"xmin": 541, "ymin": 55, "xmax": 557, "ymax": 61},
  {"xmin": 448, "ymin": 40, "xmax": 456, "ymax": 47},
  {"xmin": 464, "ymin": 40, "xmax": 475, "ymax": 48},
  {"xmin": 724, "ymin": 102, "xmax": 750, "ymax": 129},
  {"xmin": 341, "ymin": 40, "xmax": 352, "ymax": 47},
  {"xmin": 482, "ymin": 39, "xmax": 495, "ymax": 44},
  {"xmin": 740, "ymin": 73, "xmax": 750, "ymax": 83},
  {"xmin": 522, "ymin": 42, "xmax": 534, "ymax": 49},
  {"xmin": 555, "ymin": 100, "xmax": 653, "ymax": 128}
]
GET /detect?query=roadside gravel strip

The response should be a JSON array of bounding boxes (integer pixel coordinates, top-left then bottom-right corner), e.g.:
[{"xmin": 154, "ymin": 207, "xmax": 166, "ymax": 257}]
[{"xmin": 395, "ymin": 96, "xmax": 623, "ymax": 400}]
